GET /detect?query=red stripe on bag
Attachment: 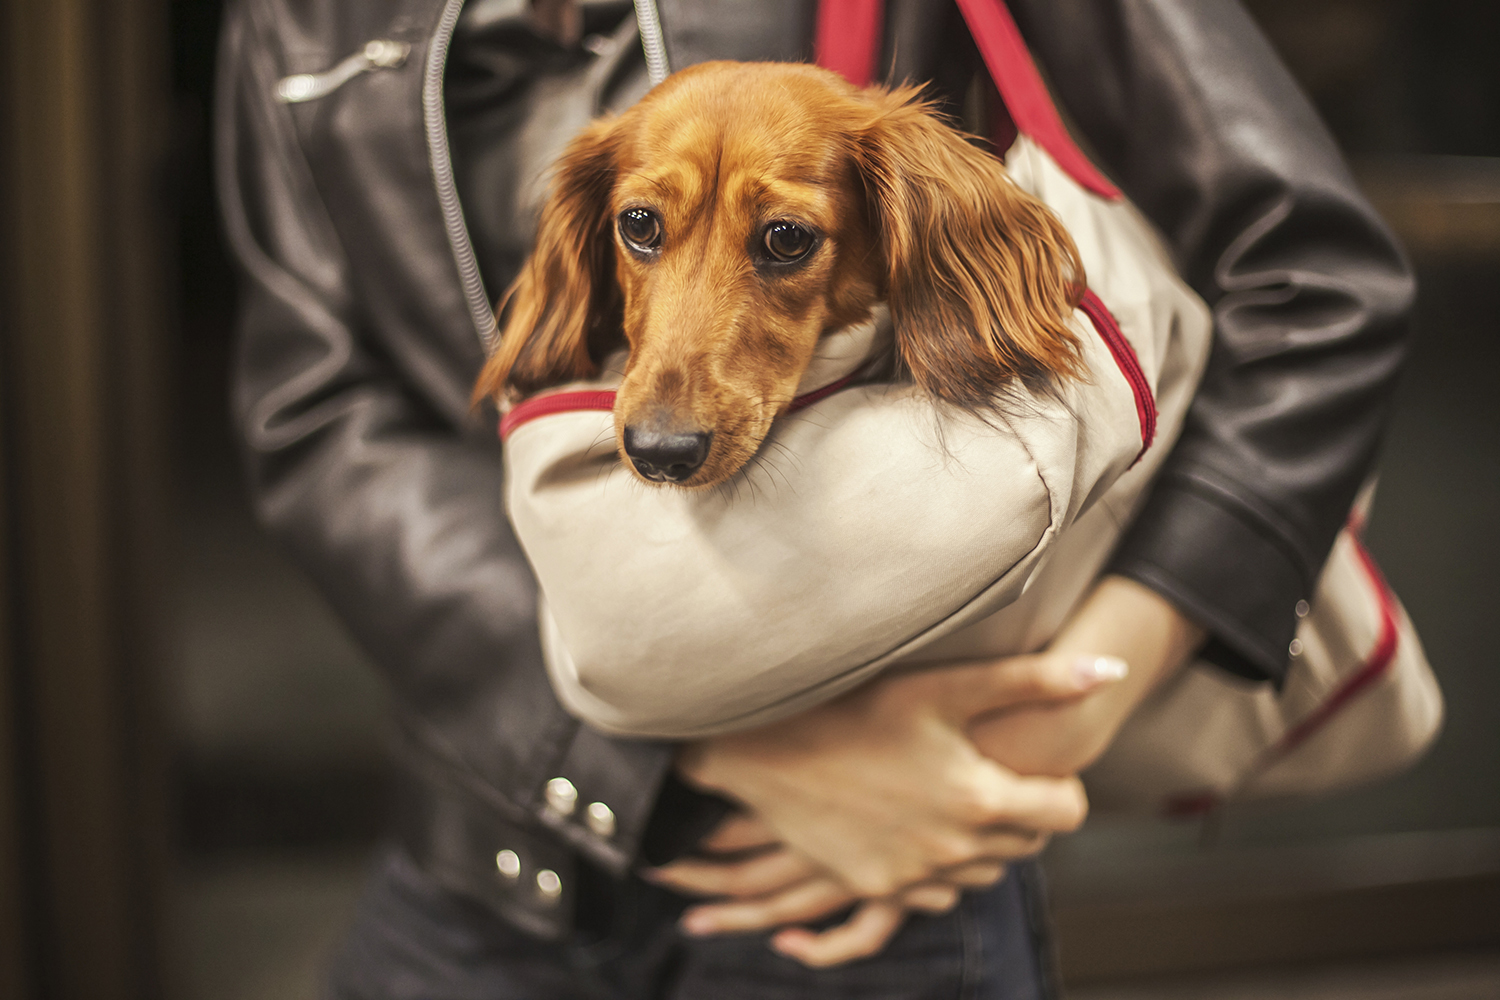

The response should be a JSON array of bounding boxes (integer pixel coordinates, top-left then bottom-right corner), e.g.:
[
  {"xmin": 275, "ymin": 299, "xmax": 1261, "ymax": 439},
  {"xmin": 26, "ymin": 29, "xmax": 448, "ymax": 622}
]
[
  {"xmin": 499, "ymin": 390, "xmax": 616, "ymax": 440},
  {"xmin": 1080, "ymin": 290, "xmax": 1155, "ymax": 464},
  {"xmin": 498, "ymin": 376, "xmax": 860, "ymax": 442},
  {"xmin": 498, "ymin": 302, "xmax": 1151, "ymax": 445},
  {"xmin": 815, "ymin": 0, "xmax": 884, "ymax": 87},
  {"xmin": 1159, "ymin": 518, "xmax": 1402, "ymax": 819},
  {"xmin": 1261, "ymin": 528, "xmax": 1401, "ymax": 761}
]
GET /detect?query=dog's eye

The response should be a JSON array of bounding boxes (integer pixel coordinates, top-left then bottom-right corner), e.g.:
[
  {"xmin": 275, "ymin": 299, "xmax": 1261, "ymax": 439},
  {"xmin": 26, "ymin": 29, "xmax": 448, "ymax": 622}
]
[
  {"xmin": 618, "ymin": 209, "xmax": 662, "ymax": 252},
  {"xmin": 763, "ymin": 222, "xmax": 815, "ymax": 263}
]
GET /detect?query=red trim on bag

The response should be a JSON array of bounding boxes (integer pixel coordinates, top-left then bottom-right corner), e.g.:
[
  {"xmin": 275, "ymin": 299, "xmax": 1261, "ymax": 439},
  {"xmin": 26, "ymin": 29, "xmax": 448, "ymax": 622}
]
[
  {"xmin": 815, "ymin": 0, "xmax": 885, "ymax": 87},
  {"xmin": 787, "ymin": 373, "xmax": 857, "ymax": 413},
  {"xmin": 1156, "ymin": 517, "xmax": 1403, "ymax": 820},
  {"xmin": 1160, "ymin": 791, "xmax": 1222, "ymax": 819},
  {"xmin": 499, "ymin": 390, "xmax": 616, "ymax": 440},
  {"xmin": 499, "ymin": 301, "xmax": 1151, "ymax": 445},
  {"xmin": 1080, "ymin": 290, "xmax": 1155, "ymax": 464},
  {"xmin": 498, "ymin": 376, "xmax": 860, "ymax": 442},
  {"xmin": 1259, "ymin": 527, "xmax": 1401, "ymax": 762}
]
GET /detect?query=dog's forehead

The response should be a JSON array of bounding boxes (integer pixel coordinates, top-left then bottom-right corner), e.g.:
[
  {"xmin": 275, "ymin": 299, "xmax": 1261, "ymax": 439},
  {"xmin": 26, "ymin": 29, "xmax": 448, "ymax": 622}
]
[{"xmin": 617, "ymin": 64, "xmax": 857, "ymax": 185}]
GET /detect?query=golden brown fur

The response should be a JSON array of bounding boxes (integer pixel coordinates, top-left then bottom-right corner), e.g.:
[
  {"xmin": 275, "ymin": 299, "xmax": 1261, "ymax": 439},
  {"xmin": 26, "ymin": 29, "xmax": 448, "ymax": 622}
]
[{"xmin": 474, "ymin": 61, "xmax": 1085, "ymax": 488}]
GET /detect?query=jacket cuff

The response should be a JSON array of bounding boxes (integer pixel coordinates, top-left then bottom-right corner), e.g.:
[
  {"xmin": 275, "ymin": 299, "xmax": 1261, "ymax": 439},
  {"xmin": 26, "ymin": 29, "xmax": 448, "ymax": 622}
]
[
  {"xmin": 1108, "ymin": 475, "xmax": 1311, "ymax": 685},
  {"xmin": 532, "ymin": 724, "xmax": 676, "ymax": 875}
]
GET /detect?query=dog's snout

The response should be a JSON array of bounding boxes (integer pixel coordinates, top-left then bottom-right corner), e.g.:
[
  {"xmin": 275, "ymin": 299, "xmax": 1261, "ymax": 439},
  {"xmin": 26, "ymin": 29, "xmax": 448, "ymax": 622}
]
[{"xmin": 623, "ymin": 426, "xmax": 713, "ymax": 483}]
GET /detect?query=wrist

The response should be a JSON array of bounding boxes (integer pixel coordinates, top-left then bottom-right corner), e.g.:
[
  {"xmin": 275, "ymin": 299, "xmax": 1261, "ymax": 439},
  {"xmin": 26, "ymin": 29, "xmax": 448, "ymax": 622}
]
[{"xmin": 1046, "ymin": 576, "xmax": 1206, "ymax": 698}]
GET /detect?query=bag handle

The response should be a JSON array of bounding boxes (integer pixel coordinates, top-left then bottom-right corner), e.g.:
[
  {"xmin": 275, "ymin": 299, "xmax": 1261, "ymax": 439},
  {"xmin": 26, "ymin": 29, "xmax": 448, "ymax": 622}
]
[{"xmin": 814, "ymin": 0, "xmax": 1121, "ymax": 199}]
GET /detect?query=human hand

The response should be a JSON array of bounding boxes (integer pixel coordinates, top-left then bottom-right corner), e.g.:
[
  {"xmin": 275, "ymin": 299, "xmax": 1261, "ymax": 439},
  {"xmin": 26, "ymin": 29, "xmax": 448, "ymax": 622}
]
[
  {"xmin": 660, "ymin": 576, "xmax": 1203, "ymax": 967},
  {"xmin": 674, "ymin": 652, "xmax": 1109, "ymax": 901},
  {"xmin": 650, "ymin": 813, "xmax": 1005, "ymax": 967}
]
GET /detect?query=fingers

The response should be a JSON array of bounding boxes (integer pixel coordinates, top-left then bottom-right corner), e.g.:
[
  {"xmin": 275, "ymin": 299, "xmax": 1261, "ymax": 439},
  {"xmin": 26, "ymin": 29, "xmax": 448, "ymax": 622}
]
[
  {"xmin": 927, "ymin": 652, "xmax": 1127, "ymax": 721},
  {"xmin": 937, "ymin": 860, "xmax": 1006, "ymax": 888},
  {"xmin": 650, "ymin": 848, "xmax": 821, "ymax": 899},
  {"xmin": 697, "ymin": 812, "xmax": 780, "ymax": 854},
  {"xmin": 899, "ymin": 882, "xmax": 960, "ymax": 912},
  {"xmin": 897, "ymin": 857, "xmax": 1008, "ymax": 911},
  {"xmin": 973, "ymin": 827, "xmax": 1051, "ymax": 861},
  {"xmin": 679, "ymin": 876, "xmax": 855, "ymax": 936},
  {"xmin": 768, "ymin": 859, "xmax": 1011, "ymax": 967},
  {"xmin": 770, "ymin": 901, "xmax": 906, "ymax": 968}
]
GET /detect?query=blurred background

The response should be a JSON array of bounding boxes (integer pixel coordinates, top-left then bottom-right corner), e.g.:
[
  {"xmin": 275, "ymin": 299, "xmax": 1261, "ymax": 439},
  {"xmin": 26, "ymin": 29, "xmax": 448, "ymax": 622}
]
[{"xmin": 1, "ymin": 1, "xmax": 1497, "ymax": 998}]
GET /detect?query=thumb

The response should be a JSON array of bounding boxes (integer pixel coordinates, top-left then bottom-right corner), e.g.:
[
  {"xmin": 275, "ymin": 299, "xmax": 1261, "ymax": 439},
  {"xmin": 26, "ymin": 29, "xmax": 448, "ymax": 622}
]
[{"xmin": 928, "ymin": 652, "xmax": 1128, "ymax": 721}]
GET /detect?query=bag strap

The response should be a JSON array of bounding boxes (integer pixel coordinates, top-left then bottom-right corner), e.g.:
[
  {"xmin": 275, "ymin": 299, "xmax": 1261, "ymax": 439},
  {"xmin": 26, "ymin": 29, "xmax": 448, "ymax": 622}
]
[
  {"xmin": 814, "ymin": 0, "xmax": 1121, "ymax": 200},
  {"xmin": 814, "ymin": 0, "xmax": 884, "ymax": 88}
]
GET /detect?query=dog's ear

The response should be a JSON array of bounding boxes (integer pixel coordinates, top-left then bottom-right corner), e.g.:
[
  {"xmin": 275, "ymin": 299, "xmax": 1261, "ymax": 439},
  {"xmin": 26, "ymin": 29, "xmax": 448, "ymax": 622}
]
[
  {"xmin": 853, "ymin": 87, "xmax": 1085, "ymax": 409},
  {"xmin": 473, "ymin": 118, "xmax": 622, "ymax": 403}
]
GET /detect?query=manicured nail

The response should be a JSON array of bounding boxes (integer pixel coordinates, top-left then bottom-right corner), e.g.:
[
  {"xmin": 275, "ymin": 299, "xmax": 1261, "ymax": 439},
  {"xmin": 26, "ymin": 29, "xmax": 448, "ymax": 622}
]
[{"xmin": 1073, "ymin": 655, "xmax": 1128, "ymax": 686}]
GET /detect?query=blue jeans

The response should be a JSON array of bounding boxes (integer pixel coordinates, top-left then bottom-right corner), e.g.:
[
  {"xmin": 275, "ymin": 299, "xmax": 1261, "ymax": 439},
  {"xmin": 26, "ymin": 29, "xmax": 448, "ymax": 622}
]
[{"xmin": 327, "ymin": 846, "xmax": 1058, "ymax": 1000}]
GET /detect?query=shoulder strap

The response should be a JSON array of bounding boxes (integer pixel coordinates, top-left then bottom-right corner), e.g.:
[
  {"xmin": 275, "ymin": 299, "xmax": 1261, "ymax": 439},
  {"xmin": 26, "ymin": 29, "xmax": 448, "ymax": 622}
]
[
  {"xmin": 815, "ymin": 0, "xmax": 884, "ymax": 88},
  {"xmin": 814, "ymin": 0, "xmax": 1121, "ymax": 199}
]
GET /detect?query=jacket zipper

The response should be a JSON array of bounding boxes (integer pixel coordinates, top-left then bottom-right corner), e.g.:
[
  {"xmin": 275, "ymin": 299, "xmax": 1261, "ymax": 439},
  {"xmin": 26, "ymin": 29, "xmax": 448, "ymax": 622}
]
[
  {"xmin": 423, "ymin": 0, "xmax": 672, "ymax": 355},
  {"xmin": 632, "ymin": 0, "xmax": 671, "ymax": 86},
  {"xmin": 425, "ymin": 0, "xmax": 500, "ymax": 354},
  {"xmin": 275, "ymin": 39, "xmax": 411, "ymax": 103}
]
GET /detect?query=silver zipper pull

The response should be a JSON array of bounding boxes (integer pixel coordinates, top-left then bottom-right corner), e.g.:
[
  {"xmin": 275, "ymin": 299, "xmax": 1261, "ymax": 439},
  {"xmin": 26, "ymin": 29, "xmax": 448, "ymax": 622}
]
[{"xmin": 276, "ymin": 39, "xmax": 411, "ymax": 104}]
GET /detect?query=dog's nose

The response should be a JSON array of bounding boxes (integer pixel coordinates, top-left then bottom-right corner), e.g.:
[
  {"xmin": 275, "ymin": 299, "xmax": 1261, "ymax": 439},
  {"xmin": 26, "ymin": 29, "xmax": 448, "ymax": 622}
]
[{"xmin": 623, "ymin": 426, "xmax": 712, "ymax": 483}]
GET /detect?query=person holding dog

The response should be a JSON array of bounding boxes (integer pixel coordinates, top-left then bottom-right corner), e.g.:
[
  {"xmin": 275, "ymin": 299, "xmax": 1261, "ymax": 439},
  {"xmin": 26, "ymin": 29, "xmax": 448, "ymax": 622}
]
[{"xmin": 217, "ymin": 0, "xmax": 1412, "ymax": 995}]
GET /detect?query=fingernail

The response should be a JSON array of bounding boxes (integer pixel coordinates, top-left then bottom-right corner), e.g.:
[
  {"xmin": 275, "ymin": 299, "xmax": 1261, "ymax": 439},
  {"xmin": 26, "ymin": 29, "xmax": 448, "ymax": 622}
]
[
  {"xmin": 680, "ymin": 910, "xmax": 716, "ymax": 936},
  {"xmin": 1073, "ymin": 655, "xmax": 1128, "ymax": 686}
]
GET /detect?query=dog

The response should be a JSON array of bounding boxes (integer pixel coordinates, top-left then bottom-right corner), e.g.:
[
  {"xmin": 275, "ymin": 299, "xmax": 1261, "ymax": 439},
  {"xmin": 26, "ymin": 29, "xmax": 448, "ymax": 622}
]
[{"xmin": 474, "ymin": 60, "xmax": 1086, "ymax": 489}]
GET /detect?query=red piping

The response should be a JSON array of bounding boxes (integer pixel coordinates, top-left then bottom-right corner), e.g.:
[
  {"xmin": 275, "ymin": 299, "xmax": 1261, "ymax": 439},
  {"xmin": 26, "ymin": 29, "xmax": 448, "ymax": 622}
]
[
  {"xmin": 787, "ymin": 373, "xmax": 857, "ymax": 414},
  {"xmin": 1080, "ymin": 290, "xmax": 1155, "ymax": 464},
  {"xmin": 498, "ymin": 376, "xmax": 860, "ymax": 443},
  {"xmin": 1158, "ymin": 517, "xmax": 1402, "ymax": 819},
  {"xmin": 1258, "ymin": 528, "xmax": 1401, "ymax": 763},
  {"xmin": 498, "ymin": 301, "xmax": 1150, "ymax": 448},
  {"xmin": 499, "ymin": 390, "xmax": 616, "ymax": 440}
]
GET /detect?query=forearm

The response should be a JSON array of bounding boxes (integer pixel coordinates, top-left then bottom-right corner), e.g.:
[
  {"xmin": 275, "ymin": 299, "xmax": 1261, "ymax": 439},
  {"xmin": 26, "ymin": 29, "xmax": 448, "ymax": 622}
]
[{"xmin": 968, "ymin": 576, "xmax": 1206, "ymax": 777}]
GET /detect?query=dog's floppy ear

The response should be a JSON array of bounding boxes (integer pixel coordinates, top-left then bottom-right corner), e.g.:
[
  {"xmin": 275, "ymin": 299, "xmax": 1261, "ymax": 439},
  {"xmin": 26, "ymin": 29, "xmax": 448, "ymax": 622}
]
[
  {"xmin": 853, "ymin": 87, "xmax": 1085, "ymax": 409},
  {"xmin": 474, "ymin": 117, "xmax": 621, "ymax": 403}
]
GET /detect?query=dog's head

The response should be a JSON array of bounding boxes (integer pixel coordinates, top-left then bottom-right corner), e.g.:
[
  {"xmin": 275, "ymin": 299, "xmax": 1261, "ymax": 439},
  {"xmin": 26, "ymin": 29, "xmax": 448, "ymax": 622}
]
[{"xmin": 475, "ymin": 61, "xmax": 1085, "ymax": 488}]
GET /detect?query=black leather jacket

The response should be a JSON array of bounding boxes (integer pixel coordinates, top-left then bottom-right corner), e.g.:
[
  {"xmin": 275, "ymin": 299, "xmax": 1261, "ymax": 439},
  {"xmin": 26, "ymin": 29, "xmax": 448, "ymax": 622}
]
[{"xmin": 217, "ymin": 0, "xmax": 1413, "ymax": 937}]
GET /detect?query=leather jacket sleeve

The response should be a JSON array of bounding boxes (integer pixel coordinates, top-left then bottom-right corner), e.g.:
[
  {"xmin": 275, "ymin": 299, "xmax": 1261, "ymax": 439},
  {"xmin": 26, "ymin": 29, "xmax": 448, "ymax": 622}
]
[
  {"xmin": 1008, "ymin": 0, "xmax": 1416, "ymax": 681},
  {"xmin": 216, "ymin": 0, "xmax": 674, "ymax": 909}
]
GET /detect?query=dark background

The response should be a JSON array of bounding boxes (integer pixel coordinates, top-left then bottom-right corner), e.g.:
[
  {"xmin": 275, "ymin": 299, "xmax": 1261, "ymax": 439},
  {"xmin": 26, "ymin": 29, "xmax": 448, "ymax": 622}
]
[{"xmin": 2, "ymin": 1, "xmax": 1497, "ymax": 997}]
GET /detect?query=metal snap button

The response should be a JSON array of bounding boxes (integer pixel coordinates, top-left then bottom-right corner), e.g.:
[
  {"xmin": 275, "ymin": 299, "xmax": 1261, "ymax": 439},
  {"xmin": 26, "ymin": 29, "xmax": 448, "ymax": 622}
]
[
  {"xmin": 545, "ymin": 777, "xmax": 578, "ymax": 817},
  {"xmin": 536, "ymin": 869, "xmax": 563, "ymax": 900},
  {"xmin": 585, "ymin": 802, "xmax": 616, "ymax": 838}
]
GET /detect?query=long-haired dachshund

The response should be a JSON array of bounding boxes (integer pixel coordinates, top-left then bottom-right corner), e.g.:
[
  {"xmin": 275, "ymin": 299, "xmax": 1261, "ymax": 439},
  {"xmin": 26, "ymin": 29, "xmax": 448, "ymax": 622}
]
[{"xmin": 474, "ymin": 60, "xmax": 1085, "ymax": 488}]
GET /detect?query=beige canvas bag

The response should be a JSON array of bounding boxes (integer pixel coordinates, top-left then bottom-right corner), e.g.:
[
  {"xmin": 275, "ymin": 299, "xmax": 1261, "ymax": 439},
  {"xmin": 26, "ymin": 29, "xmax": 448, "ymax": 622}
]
[{"xmin": 497, "ymin": 0, "xmax": 1441, "ymax": 813}]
